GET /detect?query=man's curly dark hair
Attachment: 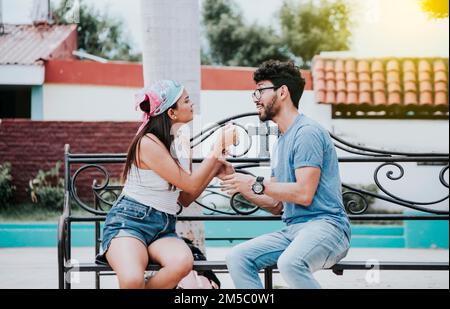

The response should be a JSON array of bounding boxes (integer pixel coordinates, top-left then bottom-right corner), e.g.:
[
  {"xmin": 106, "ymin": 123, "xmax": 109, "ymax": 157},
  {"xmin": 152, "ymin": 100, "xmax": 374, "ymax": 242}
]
[{"xmin": 253, "ymin": 60, "xmax": 306, "ymax": 108}]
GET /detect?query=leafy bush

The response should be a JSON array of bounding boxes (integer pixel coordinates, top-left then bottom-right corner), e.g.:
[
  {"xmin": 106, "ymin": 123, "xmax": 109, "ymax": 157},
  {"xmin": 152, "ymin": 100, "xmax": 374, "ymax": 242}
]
[
  {"xmin": 0, "ymin": 162, "xmax": 15, "ymax": 208},
  {"xmin": 29, "ymin": 162, "xmax": 64, "ymax": 211}
]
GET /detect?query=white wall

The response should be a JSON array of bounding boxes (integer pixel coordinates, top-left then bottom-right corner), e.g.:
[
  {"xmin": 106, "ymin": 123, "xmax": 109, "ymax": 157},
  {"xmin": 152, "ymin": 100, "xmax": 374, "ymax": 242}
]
[
  {"xmin": 43, "ymin": 84, "xmax": 448, "ymax": 153},
  {"xmin": 200, "ymin": 90, "xmax": 331, "ymax": 127},
  {"xmin": 331, "ymin": 119, "xmax": 449, "ymax": 154},
  {"xmin": 200, "ymin": 90, "xmax": 256, "ymax": 123},
  {"xmin": 0, "ymin": 65, "xmax": 44, "ymax": 85},
  {"xmin": 43, "ymin": 84, "xmax": 142, "ymax": 121}
]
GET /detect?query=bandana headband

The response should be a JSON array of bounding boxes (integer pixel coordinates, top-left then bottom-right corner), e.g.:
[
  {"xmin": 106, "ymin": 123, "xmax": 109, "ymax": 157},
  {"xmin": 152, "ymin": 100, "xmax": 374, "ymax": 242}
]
[{"xmin": 134, "ymin": 80, "xmax": 184, "ymax": 135}]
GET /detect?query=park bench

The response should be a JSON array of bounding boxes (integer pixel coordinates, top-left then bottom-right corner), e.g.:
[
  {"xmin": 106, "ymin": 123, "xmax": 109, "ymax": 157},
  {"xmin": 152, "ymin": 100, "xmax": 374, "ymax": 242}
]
[{"xmin": 58, "ymin": 113, "xmax": 449, "ymax": 289}]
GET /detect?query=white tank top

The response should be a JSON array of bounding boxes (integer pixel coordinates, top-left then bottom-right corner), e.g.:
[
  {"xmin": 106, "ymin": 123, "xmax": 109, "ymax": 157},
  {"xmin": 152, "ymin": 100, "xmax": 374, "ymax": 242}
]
[
  {"xmin": 122, "ymin": 165, "xmax": 181, "ymax": 215},
  {"xmin": 122, "ymin": 125, "xmax": 192, "ymax": 215}
]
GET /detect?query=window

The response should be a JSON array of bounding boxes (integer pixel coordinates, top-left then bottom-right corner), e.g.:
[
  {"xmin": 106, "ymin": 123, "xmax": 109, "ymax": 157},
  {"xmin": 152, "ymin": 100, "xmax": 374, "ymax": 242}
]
[{"xmin": 0, "ymin": 86, "xmax": 31, "ymax": 119}]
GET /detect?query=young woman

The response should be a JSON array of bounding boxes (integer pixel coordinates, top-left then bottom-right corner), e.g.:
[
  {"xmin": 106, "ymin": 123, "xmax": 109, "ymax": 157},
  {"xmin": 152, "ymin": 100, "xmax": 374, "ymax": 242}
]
[{"xmin": 96, "ymin": 80, "xmax": 236, "ymax": 289}]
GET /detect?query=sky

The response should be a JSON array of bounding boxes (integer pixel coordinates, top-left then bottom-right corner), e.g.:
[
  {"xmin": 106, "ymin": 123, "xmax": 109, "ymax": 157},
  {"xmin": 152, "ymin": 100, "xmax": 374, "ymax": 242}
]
[{"xmin": 1, "ymin": 0, "xmax": 449, "ymax": 58}]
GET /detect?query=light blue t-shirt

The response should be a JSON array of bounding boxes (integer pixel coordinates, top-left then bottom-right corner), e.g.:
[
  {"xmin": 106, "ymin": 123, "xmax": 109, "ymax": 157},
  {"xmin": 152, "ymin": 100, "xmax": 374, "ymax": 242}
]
[{"xmin": 272, "ymin": 114, "xmax": 351, "ymax": 238}]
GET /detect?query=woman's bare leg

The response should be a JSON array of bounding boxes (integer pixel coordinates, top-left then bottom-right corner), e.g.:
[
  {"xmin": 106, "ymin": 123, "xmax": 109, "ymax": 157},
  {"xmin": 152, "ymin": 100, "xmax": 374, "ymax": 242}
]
[
  {"xmin": 106, "ymin": 237, "xmax": 149, "ymax": 289},
  {"xmin": 145, "ymin": 237, "xmax": 194, "ymax": 289}
]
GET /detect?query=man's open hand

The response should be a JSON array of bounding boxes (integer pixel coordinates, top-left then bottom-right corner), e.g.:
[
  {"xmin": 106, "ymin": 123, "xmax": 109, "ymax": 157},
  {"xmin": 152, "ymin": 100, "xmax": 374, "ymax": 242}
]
[{"xmin": 220, "ymin": 173, "xmax": 255, "ymax": 196}]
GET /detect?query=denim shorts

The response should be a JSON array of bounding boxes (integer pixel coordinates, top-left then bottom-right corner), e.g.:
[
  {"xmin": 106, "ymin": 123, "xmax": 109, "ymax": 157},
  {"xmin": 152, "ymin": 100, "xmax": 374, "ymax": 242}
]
[{"xmin": 96, "ymin": 195, "xmax": 178, "ymax": 265}]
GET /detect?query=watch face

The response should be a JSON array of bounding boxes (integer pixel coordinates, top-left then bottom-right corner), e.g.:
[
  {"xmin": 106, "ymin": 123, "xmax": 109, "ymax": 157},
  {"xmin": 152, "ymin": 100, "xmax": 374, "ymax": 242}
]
[{"xmin": 253, "ymin": 183, "xmax": 263, "ymax": 194}]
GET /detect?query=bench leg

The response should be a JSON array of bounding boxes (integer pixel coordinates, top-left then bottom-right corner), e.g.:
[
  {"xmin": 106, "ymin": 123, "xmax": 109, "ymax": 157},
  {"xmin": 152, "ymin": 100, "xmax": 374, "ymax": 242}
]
[
  {"xmin": 95, "ymin": 220, "xmax": 101, "ymax": 289},
  {"xmin": 95, "ymin": 272, "xmax": 100, "ymax": 289},
  {"xmin": 64, "ymin": 270, "xmax": 71, "ymax": 289},
  {"xmin": 57, "ymin": 253, "xmax": 65, "ymax": 289},
  {"xmin": 58, "ymin": 268, "xmax": 65, "ymax": 289},
  {"xmin": 264, "ymin": 268, "xmax": 273, "ymax": 289}
]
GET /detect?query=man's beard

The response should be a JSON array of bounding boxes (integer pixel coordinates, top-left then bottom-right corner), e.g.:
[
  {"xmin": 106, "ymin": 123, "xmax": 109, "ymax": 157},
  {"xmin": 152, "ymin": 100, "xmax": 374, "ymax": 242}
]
[{"xmin": 258, "ymin": 96, "xmax": 277, "ymax": 122}]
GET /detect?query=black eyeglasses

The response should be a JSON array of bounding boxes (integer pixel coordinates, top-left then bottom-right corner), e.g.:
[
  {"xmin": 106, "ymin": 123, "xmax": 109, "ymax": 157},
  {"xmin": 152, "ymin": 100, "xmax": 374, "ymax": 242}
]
[{"xmin": 252, "ymin": 86, "xmax": 280, "ymax": 100}]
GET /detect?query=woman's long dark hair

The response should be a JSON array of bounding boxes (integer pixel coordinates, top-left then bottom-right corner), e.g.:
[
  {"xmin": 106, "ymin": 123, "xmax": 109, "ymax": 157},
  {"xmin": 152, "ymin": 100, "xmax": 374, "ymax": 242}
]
[{"xmin": 121, "ymin": 100, "xmax": 178, "ymax": 190}]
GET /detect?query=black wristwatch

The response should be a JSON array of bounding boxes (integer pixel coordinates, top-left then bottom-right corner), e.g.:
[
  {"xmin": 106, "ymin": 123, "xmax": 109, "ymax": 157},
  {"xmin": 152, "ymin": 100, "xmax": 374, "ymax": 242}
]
[{"xmin": 252, "ymin": 176, "xmax": 265, "ymax": 195}]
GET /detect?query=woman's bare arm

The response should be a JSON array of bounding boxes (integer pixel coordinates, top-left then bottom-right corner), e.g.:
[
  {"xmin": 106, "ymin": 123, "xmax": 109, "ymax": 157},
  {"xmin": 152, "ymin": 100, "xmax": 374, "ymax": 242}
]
[
  {"xmin": 138, "ymin": 126, "xmax": 236, "ymax": 195},
  {"xmin": 177, "ymin": 159, "xmax": 223, "ymax": 207}
]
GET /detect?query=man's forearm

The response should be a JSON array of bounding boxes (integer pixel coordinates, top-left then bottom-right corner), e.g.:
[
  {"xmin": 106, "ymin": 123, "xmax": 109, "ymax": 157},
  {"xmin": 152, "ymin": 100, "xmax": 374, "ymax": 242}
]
[
  {"xmin": 264, "ymin": 181, "xmax": 313, "ymax": 207},
  {"xmin": 239, "ymin": 190, "xmax": 283, "ymax": 215}
]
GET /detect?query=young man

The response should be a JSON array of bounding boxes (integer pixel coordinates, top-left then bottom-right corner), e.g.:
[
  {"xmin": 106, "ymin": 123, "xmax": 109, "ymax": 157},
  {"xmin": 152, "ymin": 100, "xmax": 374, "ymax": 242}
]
[{"xmin": 220, "ymin": 60, "xmax": 351, "ymax": 289}]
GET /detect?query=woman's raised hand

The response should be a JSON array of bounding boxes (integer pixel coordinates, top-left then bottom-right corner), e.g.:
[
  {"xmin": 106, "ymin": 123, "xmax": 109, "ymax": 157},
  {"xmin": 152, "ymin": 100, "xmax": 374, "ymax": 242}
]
[{"xmin": 212, "ymin": 123, "xmax": 239, "ymax": 157}]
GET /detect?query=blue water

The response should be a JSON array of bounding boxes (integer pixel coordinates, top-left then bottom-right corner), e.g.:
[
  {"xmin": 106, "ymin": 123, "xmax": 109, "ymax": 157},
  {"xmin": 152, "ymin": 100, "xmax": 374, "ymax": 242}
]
[
  {"xmin": 0, "ymin": 222, "xmax": 405, "ymax": 248},
  {"xmin": 0, "ymin": 219, "xmax": 447, "ymax": 249}
]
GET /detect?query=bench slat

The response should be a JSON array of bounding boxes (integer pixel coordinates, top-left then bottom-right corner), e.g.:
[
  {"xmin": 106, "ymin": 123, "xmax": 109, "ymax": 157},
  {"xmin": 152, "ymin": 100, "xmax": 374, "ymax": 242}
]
[
  {"xmin": 333, "ymin": 261, "xmax": 450, "ymax": 271},
  {"xmin": 66, "ymin": 261, "xmax": 449, "ymax": 273}
]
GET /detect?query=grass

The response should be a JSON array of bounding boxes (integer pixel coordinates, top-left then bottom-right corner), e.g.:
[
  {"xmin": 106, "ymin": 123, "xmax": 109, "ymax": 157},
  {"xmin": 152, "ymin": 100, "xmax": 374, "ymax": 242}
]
[
  {"xmin": 0, "ymin": 203, "xmax": 86, "ymax": 222},
  {"xmin": 0, "ymin": 203, "xmax": 61, "ymax": 222}
]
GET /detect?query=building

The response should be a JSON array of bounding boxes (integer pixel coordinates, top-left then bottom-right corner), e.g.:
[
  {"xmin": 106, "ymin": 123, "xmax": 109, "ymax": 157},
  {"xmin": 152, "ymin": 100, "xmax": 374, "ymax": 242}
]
[{"xmin": 0, "ymin": 23, "xmax": 77, "ymax": 119}]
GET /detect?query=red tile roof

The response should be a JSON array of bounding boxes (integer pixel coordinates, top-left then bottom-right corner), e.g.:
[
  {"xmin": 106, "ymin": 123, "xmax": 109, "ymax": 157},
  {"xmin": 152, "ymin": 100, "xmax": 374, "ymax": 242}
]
[
  {"xmin": 313, "ymin": 56, "xmax": 449, "ymax": 116},
  {"xmin": 0, "ymin": 24, "xmax": 77, "ymax": 66}
]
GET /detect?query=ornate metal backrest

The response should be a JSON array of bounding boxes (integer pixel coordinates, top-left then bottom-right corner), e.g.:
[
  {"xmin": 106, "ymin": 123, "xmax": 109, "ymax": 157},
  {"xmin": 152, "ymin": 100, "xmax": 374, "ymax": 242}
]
[{"xmin": 64, "ymin": 113, "xmax": 449, "ymax": 220}]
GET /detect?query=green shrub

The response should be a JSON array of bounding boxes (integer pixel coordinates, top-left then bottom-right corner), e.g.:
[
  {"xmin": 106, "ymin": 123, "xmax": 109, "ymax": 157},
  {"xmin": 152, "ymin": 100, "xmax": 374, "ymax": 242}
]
[
  {"xmin": 0, "ymin": 162, "xmax": 15, "ymax": 208},
  {"xmin": 29, "ymin": 162, "xmax": 64, "ymax": 211}
]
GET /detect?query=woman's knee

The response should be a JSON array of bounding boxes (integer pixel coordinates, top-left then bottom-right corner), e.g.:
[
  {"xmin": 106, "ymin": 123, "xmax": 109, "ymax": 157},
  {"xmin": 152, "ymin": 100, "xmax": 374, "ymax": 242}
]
[
  {"xmin": 117, "ymin": 272, "xmax": 145, "ymax": 289},
  {"xmin": 164, "ymin": 252, "xmax": 194, "ymax": 278}
]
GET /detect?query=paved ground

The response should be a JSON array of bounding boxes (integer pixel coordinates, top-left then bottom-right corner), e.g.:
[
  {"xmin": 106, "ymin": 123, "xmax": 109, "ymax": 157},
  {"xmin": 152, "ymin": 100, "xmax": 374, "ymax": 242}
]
[{"xmin": 0, "ymin": 247, "xmax": 448, "ymax": 289}]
